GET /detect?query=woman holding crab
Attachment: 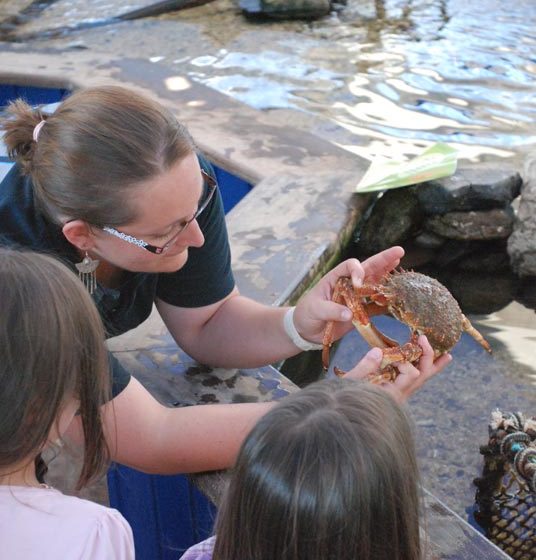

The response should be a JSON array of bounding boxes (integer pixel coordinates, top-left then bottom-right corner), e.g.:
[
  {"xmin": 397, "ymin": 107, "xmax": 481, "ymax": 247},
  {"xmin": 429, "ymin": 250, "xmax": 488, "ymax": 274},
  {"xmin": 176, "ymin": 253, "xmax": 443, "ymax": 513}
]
[{"xmin": 0, "ymin": 85, "xmax": 450, "ymax": 476}]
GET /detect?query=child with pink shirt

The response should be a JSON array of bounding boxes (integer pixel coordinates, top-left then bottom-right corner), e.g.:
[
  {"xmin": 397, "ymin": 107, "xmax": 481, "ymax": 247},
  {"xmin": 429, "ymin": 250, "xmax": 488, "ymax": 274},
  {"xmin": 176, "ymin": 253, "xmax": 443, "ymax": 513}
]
[{"xmin": 0, "ymin": 248, "xmax": 134, "ymax": 560}]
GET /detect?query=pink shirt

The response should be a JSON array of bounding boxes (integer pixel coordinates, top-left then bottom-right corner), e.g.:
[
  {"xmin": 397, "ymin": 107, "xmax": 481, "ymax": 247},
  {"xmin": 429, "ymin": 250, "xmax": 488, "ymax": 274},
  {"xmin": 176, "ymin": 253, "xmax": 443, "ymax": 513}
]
[
  {"xmin": 0, "ymin": 485, "xmax": 134, "ymax": 560},
  {"xmin": 180, "ymin": 536, "xmax": 216, "ymax": 560}
]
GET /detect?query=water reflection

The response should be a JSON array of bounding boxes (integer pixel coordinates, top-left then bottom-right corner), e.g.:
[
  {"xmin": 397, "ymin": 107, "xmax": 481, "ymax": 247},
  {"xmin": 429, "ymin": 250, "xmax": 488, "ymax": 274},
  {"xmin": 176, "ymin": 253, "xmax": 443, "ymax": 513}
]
[
  {"xmin": 4, "ymin": 0, "xmax": 534, "ymax": 165},
  {"xmin": 473, "ymin": 301, "xmax": 536, "ymax": 384},
  {"xmin": 182, "ymin": 0, "xmax": 536, "ymax": 165}
]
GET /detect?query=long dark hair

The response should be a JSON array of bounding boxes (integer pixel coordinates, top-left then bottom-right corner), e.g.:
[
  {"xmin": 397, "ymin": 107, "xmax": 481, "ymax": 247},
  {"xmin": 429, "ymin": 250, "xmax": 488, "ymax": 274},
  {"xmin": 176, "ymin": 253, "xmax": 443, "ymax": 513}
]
[
  {"xmin": 1, "ymin": 85, "xmax": 196, "ymax": 226},
  {"xmin": 0, "ymin": 248, "xmax": 111, "ymax": 489},
  {"xmin": 213, "ymin": 379, "xmax": 422, "ymax": 560}
]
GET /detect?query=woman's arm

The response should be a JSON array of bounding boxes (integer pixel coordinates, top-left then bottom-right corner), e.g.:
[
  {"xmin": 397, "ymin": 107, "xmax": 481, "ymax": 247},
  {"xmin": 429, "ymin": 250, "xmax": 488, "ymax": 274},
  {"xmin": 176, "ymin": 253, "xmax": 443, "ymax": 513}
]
[
  {"xmin": 157, "ymin": 247, "xmax": 405, "ymax": 369},
  {"xmin": 157, "ymin": 292, "xmax": 298, "ymax": 369},
  {"xmin": 65, "ymin": 341, "xmax": 443, "ymax": 475},
  {"xmin": 68, "ymin": 377, "xmax": 274, "ymax": 474},
  {"xmin": 67, "ymin": 352, "xmax": 384, "ymax": 474}
]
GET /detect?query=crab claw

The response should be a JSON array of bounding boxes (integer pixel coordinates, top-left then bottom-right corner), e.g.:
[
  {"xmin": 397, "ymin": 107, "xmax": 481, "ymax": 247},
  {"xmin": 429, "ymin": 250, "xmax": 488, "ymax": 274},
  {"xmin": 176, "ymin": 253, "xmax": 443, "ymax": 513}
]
[{"xmin": 365, "ymin": 342, "xmax": 423, "ymax": 384}]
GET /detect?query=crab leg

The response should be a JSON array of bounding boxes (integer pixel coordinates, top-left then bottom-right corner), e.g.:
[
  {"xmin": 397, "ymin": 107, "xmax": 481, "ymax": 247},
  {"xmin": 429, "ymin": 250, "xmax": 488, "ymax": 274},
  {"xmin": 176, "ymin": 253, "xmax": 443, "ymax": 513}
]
[
  {"xmin": 366, "ymin": 339, "xmax": 423, "ymax": 384},
  {"xmin": 335, "ymin": 341, "xmax": 423, "ymax": 383},
  {"xmin": 461, "ymin": 314, "xmax": 492, "ymax": 353},
  {"xmin": 379, "ymin": 341, "xmax": 423, "ymax": 370},
  {"xmin": 348, "ymin": 284, "xmax": 399, "ymax": 350},
  {"xmin": 322, "ymin": 278, "xmax": 347, "ymax": 369},
  {"xmin": 322, "ymin": 278, "xmax": 397, "ymax": 370}
]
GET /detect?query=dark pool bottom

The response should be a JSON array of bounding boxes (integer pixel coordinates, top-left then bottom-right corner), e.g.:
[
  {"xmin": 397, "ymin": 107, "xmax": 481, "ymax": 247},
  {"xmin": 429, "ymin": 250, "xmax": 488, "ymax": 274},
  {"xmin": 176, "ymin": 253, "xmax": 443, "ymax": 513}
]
[{"xmin": 330, "ymin": 314, "xmax": 536, "ymax": 527}]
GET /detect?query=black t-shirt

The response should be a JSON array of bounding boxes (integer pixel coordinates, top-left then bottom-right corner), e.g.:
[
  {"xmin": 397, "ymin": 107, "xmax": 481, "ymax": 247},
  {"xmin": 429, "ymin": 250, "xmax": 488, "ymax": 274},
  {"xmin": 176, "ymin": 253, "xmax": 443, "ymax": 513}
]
[{"xmin": 0, "ymin": 156, "xmax": 235, "ymax": 398}]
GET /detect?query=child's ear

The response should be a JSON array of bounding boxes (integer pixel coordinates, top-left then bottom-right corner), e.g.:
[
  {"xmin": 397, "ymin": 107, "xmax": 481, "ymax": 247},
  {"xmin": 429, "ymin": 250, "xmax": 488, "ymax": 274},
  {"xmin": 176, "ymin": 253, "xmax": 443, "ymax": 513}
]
[{"xmin": 62, "ymin": 220, "xmax": 94, "ymax": 251}]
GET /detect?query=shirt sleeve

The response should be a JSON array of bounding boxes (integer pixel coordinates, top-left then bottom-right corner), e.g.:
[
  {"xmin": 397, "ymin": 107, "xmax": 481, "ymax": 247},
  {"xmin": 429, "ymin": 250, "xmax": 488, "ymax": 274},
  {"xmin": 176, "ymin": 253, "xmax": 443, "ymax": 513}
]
[
  {"xmin": 109, "ymin": 352, "xmax": 132, "ymax": 399},
  {"xmin": 156, "ymin": 156, "xmax": 235, "ymax": 308},
  {"xmin": 80, "ymin": 509, "xmax": 135, "ymax": 560},
  {"xmin": 179, "ymin": 536, "xmax": 216, "ymax": 560}
]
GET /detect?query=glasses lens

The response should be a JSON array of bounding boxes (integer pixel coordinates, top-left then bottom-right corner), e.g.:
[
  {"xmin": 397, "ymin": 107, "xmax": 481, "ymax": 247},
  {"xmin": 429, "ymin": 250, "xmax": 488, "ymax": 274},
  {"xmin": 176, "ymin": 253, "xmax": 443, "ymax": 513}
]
[
  {"xmin": 198, "ymin": 175, "xmax": 216, "ymax": 214},
  {"xmin": 160, "ymin": 173, "xmax": 217, "ymax": 252}
]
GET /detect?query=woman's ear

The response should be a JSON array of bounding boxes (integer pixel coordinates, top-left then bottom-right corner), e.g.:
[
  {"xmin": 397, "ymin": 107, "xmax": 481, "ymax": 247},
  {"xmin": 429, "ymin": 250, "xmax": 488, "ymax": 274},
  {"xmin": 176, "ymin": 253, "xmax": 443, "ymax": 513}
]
[{"xmin": 62, "ymin": 220, "xmax": 95, "ymax": 251}]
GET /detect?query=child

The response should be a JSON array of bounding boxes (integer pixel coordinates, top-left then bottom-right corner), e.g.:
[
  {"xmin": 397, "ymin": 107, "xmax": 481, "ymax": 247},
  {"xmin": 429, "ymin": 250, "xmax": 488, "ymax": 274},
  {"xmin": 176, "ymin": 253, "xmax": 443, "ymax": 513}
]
[
  {"xmin": 0, "ymin": 248, "xmax": 134, "ymax": 559},
  {"xmin": 180, "ymin": 378, "xmax": 422, "ymax": 560}
]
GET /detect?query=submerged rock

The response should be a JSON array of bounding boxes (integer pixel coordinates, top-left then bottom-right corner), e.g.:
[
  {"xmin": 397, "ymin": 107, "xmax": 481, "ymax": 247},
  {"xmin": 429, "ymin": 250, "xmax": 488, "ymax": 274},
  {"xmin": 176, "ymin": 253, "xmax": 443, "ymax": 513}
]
[
  {"xmin": 239, "ymin": 0, "xmax": 331, "ymax": 20},
  {"xmin": 434, "ymin": 240, "xmax": 510, "ymax": 272},
  {"xmin": 440, "ymin": 270, "xmax": 516, "ymax": 314},
  {"xmin": 508, "ymin": 153, "xmax": 536, "ymax": 277}
]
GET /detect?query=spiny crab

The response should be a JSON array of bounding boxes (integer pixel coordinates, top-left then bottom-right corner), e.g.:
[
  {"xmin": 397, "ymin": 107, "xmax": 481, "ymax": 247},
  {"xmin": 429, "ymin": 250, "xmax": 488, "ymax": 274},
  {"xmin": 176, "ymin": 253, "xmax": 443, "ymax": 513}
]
[{"xmin": 322, "ymin": 270, "xmax": 491, "ymax": 383}]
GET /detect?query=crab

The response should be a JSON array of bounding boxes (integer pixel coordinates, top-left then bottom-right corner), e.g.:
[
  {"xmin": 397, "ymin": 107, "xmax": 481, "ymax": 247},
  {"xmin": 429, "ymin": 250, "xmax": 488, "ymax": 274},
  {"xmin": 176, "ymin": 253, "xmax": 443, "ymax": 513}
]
[{"xmin": 322, "ymin": 270, "xmax": 491, "ymax": 383}]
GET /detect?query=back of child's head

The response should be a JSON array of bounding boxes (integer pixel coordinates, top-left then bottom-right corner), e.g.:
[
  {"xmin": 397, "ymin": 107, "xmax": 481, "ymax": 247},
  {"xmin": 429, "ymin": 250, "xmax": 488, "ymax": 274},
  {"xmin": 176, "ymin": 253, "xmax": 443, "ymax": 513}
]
[
  {"xmin": 0, "ymin": 248, "xmax": 110, "ymax": 488},
  {"xmin": 213, "ymin": 378, "xmax": 421, "ymax": 560}
]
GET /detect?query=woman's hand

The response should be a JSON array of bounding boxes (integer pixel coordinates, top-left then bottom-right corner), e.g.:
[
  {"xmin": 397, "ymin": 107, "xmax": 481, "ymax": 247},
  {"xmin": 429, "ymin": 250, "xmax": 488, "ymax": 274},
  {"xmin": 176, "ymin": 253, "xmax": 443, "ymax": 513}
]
[
  {"xmin": 342, "ymin": 335, "xmax": 452, "ymax": 402},
  {"xmin": 292, "ymin": 246, "xmax": 404, "ymax": 343}
]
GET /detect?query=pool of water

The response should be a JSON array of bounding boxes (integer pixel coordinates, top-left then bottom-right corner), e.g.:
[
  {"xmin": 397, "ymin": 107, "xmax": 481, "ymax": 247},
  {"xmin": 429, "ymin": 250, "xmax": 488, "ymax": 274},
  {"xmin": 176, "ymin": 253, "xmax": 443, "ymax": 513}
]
[
  {"xmin": 472, "ymin": 301, "xmax": 536, "ymax": 385},
  {"xmin": 2, "ymin": 0, "xmax": 535, "ymax": 167},
  {"xmin": 173, "ymin": 0, "xmax": 536, "ymax": 166}
]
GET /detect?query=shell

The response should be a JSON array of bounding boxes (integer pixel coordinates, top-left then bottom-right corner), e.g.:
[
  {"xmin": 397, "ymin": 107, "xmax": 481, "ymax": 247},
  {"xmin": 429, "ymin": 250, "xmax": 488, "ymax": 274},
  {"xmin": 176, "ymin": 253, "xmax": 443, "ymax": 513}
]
[{"xmin": 379, "ymin": 271, "xmax": 463, "ymax": 354}]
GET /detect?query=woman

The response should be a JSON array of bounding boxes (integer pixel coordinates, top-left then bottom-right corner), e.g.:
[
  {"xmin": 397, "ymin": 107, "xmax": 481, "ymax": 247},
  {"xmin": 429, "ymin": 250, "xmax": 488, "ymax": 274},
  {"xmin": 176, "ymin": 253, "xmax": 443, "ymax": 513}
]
[{"xmin": 0, "ymin": 85, "xmax": 450, "ymax": 475}]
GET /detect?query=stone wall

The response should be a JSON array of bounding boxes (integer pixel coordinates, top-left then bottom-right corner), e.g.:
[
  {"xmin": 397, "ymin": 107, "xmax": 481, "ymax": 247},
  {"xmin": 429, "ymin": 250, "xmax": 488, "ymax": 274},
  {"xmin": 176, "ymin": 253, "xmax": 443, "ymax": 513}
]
[{"xmin": 350, "ymin": 161, "xmax": 536, "ymax": 314}]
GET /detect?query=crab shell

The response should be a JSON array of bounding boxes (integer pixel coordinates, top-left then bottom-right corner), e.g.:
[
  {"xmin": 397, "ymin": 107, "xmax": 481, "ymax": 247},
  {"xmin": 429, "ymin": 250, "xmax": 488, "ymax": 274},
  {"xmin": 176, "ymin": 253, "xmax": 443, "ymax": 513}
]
[{"xmin": 378, "ymin": 271, "xmax": 463, "ymax": 356}]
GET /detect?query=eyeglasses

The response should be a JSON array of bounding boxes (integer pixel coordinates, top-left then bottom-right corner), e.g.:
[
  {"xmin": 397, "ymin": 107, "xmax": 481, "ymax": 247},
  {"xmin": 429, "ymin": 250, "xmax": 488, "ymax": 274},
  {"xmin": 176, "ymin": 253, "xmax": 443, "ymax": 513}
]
[{"xmin": 102, "ymin": 170, "xmax": 217, "ymax": 254}]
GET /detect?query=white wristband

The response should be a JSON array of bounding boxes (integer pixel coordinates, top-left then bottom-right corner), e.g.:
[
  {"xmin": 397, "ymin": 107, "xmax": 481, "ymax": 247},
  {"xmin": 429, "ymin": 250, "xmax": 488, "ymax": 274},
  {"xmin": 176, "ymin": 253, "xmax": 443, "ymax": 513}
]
[{"xmin": 283, "ymin": 307, "xmax": 323, "ymax": 352}]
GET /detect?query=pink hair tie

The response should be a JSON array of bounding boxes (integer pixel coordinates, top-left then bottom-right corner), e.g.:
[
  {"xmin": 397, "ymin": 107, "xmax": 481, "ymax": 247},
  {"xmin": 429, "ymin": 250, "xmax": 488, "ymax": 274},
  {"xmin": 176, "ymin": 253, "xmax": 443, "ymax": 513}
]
[{"xmin": 32, "ymin": 120, "xmax": 46, "ymax": 142}]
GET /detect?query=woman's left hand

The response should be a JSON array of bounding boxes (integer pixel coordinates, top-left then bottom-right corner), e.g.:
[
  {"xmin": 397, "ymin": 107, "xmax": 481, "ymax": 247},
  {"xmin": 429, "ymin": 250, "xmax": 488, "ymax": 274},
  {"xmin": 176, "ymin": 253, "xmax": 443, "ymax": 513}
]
[
  {"xmin": 343, "ymin": 335, "xmax": 452, "ymax": 402},
  {"xmin": 292, "ymin": 246, "xmax": 404, "ymax": 344}
]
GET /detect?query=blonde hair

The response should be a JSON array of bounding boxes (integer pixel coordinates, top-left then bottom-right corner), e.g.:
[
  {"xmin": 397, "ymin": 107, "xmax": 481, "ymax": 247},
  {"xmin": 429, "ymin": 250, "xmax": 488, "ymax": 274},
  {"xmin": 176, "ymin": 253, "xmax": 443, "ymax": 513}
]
[{"xmin": 2, "ymin": 85, "xmax": 196, "ymax": 225}]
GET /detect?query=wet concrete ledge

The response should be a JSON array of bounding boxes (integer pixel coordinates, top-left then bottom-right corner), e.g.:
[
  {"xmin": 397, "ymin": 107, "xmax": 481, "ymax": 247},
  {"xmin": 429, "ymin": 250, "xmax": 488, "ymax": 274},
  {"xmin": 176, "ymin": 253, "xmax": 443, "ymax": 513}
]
[{"xmin": 0, "ymin": 47, "xmax": 370, "ymax": 306}]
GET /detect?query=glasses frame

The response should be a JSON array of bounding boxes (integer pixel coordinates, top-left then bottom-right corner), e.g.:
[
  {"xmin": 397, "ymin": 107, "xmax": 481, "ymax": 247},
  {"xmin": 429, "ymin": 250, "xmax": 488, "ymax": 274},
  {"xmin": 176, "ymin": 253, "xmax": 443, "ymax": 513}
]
[{"xmin": 102, "ymin": 170, "xmax": 217, "ymax": 255}]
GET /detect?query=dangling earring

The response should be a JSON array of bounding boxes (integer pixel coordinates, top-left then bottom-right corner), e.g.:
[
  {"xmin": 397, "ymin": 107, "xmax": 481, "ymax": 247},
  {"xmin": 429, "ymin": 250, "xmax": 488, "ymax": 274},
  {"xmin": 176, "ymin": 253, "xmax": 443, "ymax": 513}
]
[{"xmin": 75, "ymin": 251, "xmax": 99, "ymax": 294}]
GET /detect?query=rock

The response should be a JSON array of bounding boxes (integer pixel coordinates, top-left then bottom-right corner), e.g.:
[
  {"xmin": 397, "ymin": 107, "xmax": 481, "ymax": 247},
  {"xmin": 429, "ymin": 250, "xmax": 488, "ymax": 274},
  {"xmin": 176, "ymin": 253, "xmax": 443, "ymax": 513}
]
[
  {"xmin": 516, "ymin": 277, "xmax": 536, "ymax": 312},
  {"xmin": 433, "ymin": 240, "xmax": 509, "ymax": 271},
  {"xmin": 434, "ymin": 240, "xmax": 475, "ymax": 267},
  {"xmin": 507, "ymin": 154, "xmax": 536, "ymax": 276},
  {"xmin": 399, "ymin": 242, "xmax": 436, "ymax": 269},
  {"xmin": 240, "ymin": 0, "xmax": 331, "ymax": 19},
  {"xmin": 417, "ymin": 165, "xmax": 522, "ymax": 215},
  {"xmin": 414, "ymin": 231, "xmax": 446, "ymax": 250},
  {"xmin": 457, "ymin": 248, "xmax": 510, "ymax": 273},
  {"xmin": 425, "ymin": 208, "xmax": 514, "ymax": 241},
  {"xmin": 353, "ymin": 187, "xmax": 423, "ymax": 257},
  {"xmin": 440, "ymin": 270, "xmax": 517, "ymax": 315}
]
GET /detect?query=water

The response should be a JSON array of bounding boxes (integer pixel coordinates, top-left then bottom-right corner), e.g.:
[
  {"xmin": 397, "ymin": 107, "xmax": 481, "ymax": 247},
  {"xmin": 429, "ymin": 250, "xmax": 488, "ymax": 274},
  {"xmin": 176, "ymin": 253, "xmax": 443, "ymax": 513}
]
[
  {"xmin": 175, "ymin": 0, "xmax": 536, "ymax": 166},
  {"xmin": 2, "ymin": 0, "xmax": 535, "ymax": 165},
  {"xmin": 473, "ymin": 301, "xmax": 536, "ymax": 385}
]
